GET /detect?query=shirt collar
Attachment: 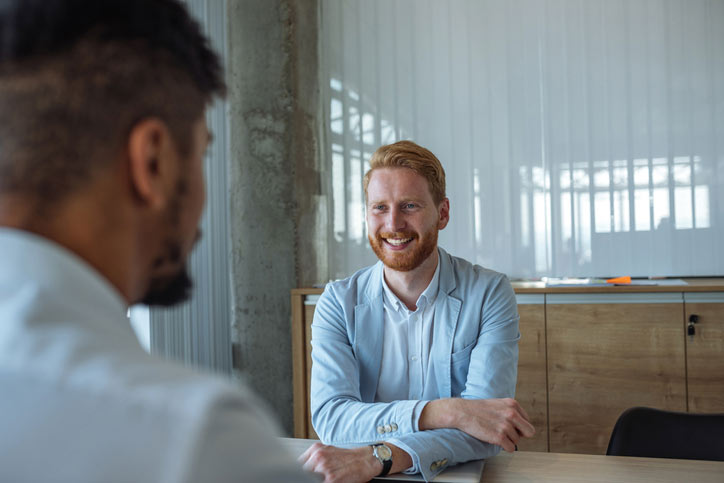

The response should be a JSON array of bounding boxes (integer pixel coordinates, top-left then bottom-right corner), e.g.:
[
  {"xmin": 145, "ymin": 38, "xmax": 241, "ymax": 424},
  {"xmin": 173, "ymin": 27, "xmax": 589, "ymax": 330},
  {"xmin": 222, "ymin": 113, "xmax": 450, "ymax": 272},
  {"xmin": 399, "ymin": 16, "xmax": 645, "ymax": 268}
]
[
  {"xmin": 0, "ymin": 227, "xmax": 128, "ymax": 318},
  {"xmin": 381, "ymin": 257, "xmax": 441, "ymax": 313}
]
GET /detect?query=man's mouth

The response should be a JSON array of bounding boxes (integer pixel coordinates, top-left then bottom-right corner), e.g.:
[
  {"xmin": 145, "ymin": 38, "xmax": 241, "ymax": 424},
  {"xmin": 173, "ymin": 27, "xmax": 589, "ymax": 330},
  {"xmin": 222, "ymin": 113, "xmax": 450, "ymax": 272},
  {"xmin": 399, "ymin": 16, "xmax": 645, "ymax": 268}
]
[
  {"xmin": 381, "ymin": 235, "xmax": 415, "ymax": 249},
  {"xmin": 385, "ymin": 237, "xmax": 413, "ymax": 246}
]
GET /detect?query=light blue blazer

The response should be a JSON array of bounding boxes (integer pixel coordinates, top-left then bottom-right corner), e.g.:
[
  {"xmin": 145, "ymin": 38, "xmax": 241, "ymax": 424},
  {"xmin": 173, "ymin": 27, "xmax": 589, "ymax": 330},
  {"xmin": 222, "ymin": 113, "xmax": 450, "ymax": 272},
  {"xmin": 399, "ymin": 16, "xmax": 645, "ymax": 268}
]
[{"xmin": 310, "ymin": 248, "xmax": 520, "ymax": 482}]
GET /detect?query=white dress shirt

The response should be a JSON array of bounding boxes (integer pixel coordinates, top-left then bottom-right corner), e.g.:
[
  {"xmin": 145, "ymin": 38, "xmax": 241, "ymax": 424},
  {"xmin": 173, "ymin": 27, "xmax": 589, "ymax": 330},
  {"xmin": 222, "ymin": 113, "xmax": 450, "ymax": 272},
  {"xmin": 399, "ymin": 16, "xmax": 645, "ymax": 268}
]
[
  {"xmin": 0, "ymin": 228, "xmax": 312, "ymax": 483},
  {"xmin": 375, "ymin": 259, "xmax": 440, "ymax": 405}
]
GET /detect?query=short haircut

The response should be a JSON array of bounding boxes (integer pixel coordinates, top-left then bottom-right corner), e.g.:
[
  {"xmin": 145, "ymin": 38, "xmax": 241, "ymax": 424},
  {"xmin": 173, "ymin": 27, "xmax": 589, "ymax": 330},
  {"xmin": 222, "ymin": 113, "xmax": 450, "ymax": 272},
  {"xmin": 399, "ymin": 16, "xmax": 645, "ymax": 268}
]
[
  {"xmin": 0, "ymin": 0, "xmax": 225, "ymax": 203},
  {"xmin": 363, "ymin": 140, "xmax": 447, "ymax": 204}
]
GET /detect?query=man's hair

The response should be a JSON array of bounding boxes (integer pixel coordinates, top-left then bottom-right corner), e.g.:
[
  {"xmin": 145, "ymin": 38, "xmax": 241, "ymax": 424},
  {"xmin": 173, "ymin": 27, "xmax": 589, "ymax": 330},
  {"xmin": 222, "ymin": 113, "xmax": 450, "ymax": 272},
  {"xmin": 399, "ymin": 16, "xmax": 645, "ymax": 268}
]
[
  {"xmin": 0, "ymin": 0, "xmax": 225, "ymax": 204},
  {"xmin": 363, "ymin": 140, "xmax": 447, "ymax": 204}
]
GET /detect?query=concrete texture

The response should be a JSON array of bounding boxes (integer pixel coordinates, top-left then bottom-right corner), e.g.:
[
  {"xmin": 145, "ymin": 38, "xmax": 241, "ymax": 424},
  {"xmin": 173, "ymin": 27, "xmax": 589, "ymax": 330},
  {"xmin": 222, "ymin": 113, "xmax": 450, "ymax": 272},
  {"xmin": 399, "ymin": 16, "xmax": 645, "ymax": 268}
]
[{"xmin": 227, "ymin": 0, "xmax": 326, "ymax": 434}]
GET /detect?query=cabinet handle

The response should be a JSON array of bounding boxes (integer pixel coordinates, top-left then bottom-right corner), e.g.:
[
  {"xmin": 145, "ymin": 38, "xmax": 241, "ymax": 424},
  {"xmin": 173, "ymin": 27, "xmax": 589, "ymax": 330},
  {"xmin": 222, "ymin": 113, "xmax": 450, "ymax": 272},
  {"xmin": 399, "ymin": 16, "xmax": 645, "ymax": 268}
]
[
  {"xmin": 689, "ymin": 314, "xmax": 699, "ymax": 324},
  {"xmin": 687, "ymin": 323, "xmax": 696, "ymax": 336}
]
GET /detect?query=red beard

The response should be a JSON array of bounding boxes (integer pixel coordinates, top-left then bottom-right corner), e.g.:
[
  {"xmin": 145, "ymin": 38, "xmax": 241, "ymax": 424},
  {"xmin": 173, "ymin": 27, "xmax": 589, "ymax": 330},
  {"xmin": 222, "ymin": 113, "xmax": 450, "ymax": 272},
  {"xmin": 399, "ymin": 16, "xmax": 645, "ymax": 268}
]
[{"xmin": 368, "ymin": 228, "xmax": 438, "ymax": 272}]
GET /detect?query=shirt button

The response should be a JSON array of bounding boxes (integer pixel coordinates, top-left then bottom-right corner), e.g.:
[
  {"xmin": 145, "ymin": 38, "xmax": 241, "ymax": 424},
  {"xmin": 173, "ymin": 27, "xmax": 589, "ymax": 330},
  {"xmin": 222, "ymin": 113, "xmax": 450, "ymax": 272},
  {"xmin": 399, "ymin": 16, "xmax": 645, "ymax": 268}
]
[
  {"xmin": 384, "ymin": 424, "xmax": 392, "ymax": 433},
  {"xmin": 430, "ymin": 462, "xmax": 439, "ymax": 472},
  {"xmin": 411, "ymin": 355, "xmax": 418, "ymax": 362},
  {"xmin": 391, "ymin": 423, "xmax": 398, "ymax": 431},
  {"xmin": 377, "ymin": 426, "xmax": 385, "ymax": 434}
]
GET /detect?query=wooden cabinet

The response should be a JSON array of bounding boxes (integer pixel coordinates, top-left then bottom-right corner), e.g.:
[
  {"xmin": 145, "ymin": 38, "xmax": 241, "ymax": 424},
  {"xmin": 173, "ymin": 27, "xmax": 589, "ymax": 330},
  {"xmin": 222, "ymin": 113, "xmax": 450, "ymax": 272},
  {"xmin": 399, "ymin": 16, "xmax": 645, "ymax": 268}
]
[
  {"xmin": 515, "ymin": 295, "xmax": 548, "ymax": 452},
  {"xmin": 684, "ymin": 293, "xmax": 724, "ymax": 413},
  {"xmin": 546, "ymin": 293, "xmax": 687, "ymax": 454},
  {"xmin": 291, "ymin": 290, "xmax": 319, "ymax": 439}
]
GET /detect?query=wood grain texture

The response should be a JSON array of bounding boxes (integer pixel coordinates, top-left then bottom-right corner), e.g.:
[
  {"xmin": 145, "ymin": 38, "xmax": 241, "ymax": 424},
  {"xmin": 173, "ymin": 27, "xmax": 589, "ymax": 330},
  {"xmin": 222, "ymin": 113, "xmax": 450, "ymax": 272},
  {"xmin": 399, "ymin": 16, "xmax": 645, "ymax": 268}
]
[
  {"xmin": 685, "ymin": 303, "xmax": 724, "ymax": 413},
  {"xmin": 481, "ymin": 451, "xmax": 724, "ymax": 483},
  {"xmin": 290, "ymin": 293, "xmax": 307, "ymax": 438},
  {"xmin": 304, "ymin": 304, "xmax": 319, "ymax": 439},
  {"xmin": 547, "ymin": 303, "xmax": 687, "ymax": 454},
  {"xmin": 515, "ymin": 304, "xmax": 548, "ymax": 452}
]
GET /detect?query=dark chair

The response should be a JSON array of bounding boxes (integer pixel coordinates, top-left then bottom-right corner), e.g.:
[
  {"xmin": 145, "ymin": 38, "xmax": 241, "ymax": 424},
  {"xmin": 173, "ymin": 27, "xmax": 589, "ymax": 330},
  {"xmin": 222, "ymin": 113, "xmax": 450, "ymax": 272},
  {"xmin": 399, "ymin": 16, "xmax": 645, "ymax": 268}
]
[{"xmin": 606, "ymin": 407, "xmax": 724, "ymax": 461}]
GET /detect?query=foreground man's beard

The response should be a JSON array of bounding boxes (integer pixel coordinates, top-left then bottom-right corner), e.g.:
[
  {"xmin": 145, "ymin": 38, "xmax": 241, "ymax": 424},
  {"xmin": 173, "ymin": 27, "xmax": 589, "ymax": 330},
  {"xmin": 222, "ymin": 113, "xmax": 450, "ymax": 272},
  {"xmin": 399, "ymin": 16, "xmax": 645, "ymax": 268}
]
[
  {"xmin": 141, "ymin": 229, "xmax": 201, "ymax": 306},
  {"xmin": 369, "ymin": 227, "xmax": 438, "ymax": 271},
  {"xmin": 141, "ymin": 263, "xmax": 194, "ymax": 306}
]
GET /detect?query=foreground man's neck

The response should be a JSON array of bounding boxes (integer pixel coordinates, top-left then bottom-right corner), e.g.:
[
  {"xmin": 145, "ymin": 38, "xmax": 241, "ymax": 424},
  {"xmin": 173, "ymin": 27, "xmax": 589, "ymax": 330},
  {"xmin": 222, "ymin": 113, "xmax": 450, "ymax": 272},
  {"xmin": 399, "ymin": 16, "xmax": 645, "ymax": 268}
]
[{"xmin": 383, "ymin": 248, "xmax": 439, "ymax": 311}]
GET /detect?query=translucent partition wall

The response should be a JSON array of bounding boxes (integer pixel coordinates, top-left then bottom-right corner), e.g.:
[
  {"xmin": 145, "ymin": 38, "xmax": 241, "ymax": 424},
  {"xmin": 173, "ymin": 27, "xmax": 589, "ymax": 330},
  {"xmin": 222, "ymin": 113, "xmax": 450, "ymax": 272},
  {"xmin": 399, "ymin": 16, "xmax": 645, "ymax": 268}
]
[{"xmin": 320, "ymin": 0, "xmax": 724, "ymax": 279}]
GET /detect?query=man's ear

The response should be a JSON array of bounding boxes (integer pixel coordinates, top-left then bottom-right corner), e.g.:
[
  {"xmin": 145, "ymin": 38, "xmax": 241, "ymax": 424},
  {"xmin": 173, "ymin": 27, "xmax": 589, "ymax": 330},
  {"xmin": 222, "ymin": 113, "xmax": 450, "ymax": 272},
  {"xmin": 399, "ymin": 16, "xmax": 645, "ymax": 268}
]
[
  {"xmin": 437, "ymin": 198, "xmax": 450, "ymax": 230},
  {"xmin": 127, "ymin": 118, "xmax": 175, "ymax": 209}
]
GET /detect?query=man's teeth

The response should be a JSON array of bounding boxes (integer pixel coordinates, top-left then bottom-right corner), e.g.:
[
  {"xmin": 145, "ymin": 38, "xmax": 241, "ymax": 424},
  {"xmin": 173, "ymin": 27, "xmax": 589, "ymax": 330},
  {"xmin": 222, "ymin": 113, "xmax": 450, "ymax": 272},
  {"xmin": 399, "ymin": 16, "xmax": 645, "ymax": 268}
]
[{"xmin": 385, "ymin": 238, "xmax": 413, "ymax": 246}]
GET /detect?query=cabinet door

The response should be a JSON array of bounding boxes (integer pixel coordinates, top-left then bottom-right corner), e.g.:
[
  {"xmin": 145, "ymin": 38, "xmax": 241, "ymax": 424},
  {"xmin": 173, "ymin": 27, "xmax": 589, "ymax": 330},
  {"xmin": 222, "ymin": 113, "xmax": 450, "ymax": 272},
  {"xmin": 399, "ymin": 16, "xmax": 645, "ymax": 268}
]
[
  {"xmin": 685, "ymin": 293, "xmax": 724, "ymax": 413},
  {"xmin": 515, "ymin": 295, "xmax": 548, "ymax": 451},
  {"xmin": 546, "ymin": 293, "xmax": 687, "ymax": 454}
]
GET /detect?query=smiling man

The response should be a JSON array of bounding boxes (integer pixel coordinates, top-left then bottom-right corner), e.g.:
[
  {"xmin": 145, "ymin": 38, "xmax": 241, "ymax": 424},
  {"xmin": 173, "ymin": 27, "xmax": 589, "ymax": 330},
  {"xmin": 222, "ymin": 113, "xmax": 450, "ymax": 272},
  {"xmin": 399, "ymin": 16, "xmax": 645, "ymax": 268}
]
[{"xmin": 300, "ymin": 141, "xmax": 535, "ymax": 482}]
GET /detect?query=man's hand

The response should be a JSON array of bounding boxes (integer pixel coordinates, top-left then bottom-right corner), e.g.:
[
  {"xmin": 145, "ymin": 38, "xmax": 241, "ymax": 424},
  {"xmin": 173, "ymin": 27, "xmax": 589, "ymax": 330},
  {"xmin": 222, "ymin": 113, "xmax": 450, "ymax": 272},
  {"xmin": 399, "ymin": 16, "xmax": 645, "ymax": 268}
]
[
  {"xmin": 419, "ymin": 398, "xmax": 536, "ymax": 452},
  {"xmin": 299, "ymin": 442, "xmax": 413, "ymax": 483},
  {"xmin": 299, "ymin": 443, "xmax": 380, "ymax": 483}
]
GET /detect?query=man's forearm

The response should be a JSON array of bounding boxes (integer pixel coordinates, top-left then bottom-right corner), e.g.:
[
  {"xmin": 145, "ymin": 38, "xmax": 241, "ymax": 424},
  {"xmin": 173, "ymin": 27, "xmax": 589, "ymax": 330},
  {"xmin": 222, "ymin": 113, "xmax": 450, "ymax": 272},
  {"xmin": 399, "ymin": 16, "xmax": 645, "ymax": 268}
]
[
  {"xmin": 299, "ymin": 440, "xmax": 413, "ymax": 482},
  {"xmin": 418, "ymin": 397, "xmax": 535, "ymax": 452},
  {"xmin": 418, "ymin": 398, "xmax": 459, "ymax": 431}
]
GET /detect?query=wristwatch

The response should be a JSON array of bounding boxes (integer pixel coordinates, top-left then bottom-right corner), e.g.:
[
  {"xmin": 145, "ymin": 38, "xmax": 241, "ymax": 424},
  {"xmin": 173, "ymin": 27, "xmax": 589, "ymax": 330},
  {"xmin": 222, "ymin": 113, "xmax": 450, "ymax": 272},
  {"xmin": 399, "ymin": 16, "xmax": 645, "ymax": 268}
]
[{"xmin": 370, "ymin": 443, "xmax": 392, "ymax": 477}]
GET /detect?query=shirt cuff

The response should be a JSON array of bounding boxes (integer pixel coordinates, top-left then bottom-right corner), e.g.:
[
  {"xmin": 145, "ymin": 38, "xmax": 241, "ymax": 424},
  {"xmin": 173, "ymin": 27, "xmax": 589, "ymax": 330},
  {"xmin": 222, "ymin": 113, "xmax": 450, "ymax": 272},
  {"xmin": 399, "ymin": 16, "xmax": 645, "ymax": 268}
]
[
  {"xmin": 386, "ymin": 437, "xmax": 421, "ymax": 476},
  {"xmin": 411, "ymin": 400, "xmax": 430, "ymax": 432}
]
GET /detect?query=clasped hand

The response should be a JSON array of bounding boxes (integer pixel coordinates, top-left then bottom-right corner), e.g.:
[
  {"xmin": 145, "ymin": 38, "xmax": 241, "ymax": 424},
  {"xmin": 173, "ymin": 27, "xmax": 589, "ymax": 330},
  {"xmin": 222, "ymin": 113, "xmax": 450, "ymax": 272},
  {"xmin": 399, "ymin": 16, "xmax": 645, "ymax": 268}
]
[
  {"xmin": 299, "ymin": 442, "xmax": 380, "ymax": 483},
  {"xmin": 420, "ymin": 397, "xmax": 536, "ymax": 452}
]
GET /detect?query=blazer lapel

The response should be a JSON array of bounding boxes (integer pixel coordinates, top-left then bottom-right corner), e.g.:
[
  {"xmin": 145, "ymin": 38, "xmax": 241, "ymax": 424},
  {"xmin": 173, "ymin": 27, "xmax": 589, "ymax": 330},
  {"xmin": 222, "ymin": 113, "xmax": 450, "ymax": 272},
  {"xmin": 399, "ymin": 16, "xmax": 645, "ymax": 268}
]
[
  {"xmin": 432, "ymin": 248, "xmax": 462, "ymax": 397},
  {"xmin": 354, "ymin": 262, "xmax": 385, "ymax": 402}
]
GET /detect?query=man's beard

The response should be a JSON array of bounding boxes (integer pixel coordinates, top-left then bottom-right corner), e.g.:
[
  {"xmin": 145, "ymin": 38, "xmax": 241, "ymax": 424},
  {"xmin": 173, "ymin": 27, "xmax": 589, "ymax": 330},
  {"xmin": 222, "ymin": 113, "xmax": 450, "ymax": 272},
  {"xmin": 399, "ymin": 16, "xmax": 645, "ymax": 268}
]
[
  {"xmin": 368, "ymin": 226, "xmax": 438, "ymax": 272},
  {"xmin": 140, "ymin": 239, "xmax": 195, "ymax": 307},
  {"xmin": 140, "ymin": 178, "xmax": 197, "ymax": 307}
]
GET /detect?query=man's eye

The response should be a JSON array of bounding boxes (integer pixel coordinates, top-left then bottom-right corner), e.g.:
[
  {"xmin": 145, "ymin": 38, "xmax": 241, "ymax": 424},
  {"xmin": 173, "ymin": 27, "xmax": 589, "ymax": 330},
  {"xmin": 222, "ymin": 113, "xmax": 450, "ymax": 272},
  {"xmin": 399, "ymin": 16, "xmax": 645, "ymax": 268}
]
[{"xmin": 405, "ymin": 203, "xmax": 416, "ymax": 209}]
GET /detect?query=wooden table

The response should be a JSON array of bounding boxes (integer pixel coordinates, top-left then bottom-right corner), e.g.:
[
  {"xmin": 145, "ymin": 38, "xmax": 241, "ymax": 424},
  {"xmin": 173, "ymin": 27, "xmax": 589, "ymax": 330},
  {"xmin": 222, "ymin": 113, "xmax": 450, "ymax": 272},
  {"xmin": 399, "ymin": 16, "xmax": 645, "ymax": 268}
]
[
  {"xmin": 482, "ymin": 451, "xmax": 724, "ymax": 483},
  {"xmin": 282, "ymin": 438, "xmax": 724, "ymax": 482}
]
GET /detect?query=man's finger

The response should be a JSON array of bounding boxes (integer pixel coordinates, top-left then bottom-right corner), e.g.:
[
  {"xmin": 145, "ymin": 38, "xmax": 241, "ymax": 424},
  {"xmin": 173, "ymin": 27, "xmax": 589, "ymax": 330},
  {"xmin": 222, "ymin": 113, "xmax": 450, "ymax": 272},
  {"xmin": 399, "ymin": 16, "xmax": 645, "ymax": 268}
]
[
  {"xmin": 514, "ymin": 415, "xmax": 536, "ymax": 438},
  {"xmin": 299, "ymin": 442, "xmax": 322, "ymax": 465},
  {"xmin": 499, "ymin": 434, "xmax": 516, "ymax": 452},
  {"xmin": 516, "ymin": 402, "xmax": 531, "ymax": 422},
  {"xmin": 504, "ymin": 424, "xmax": 522, "ymax": 447}
]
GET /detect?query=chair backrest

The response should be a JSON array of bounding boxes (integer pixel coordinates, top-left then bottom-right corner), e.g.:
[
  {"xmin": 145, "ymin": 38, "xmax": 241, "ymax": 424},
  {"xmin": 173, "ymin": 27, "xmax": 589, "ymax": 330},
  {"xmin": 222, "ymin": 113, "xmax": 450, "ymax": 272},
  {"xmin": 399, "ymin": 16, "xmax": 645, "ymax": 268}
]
[{"xmin": 606, "ymin": 407, "xmax": 724, "ymax": 461}]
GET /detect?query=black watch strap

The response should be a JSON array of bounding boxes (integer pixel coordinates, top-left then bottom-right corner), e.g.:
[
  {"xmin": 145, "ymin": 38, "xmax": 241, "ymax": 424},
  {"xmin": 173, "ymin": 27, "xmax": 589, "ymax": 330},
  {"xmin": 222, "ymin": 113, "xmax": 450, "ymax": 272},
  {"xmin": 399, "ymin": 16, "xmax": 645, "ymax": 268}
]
[{"xmin": 370, "ymin": 443, "xmax": 392, "ymax": 477}]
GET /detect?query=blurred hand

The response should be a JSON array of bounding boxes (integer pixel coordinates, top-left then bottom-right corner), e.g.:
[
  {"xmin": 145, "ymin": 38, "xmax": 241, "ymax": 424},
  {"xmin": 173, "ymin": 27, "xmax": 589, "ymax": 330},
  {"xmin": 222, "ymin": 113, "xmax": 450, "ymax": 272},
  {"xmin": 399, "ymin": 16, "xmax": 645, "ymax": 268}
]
[{"xmin": 298, "ymin": 442, "xmax": 379, "ymax": 483}]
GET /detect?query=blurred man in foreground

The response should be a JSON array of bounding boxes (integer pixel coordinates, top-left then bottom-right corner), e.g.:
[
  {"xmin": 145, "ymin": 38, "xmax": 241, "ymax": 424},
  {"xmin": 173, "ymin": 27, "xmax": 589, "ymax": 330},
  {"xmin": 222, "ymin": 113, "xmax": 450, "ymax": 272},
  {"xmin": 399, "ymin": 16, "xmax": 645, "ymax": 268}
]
[{"xmin": 0, "ymin": 1, "xmax": 312, "ymax": 481}]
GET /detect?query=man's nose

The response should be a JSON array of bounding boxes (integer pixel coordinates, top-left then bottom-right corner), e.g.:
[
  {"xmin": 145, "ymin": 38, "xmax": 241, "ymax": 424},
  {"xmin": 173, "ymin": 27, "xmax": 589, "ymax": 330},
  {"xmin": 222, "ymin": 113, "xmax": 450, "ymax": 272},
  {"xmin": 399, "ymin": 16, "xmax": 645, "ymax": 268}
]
[{"xmin": 385, "ymin": 207, "xmax": 405, "ymax": 232}]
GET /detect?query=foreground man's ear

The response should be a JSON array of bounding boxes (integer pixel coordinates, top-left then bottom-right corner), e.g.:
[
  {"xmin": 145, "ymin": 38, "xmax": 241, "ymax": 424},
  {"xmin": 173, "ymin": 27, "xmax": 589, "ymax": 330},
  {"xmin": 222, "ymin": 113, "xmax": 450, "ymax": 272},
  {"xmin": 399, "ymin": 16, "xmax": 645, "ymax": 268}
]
[{"xmin": 127, "ymin": 118, "xmax": 176, "ymax": 210}]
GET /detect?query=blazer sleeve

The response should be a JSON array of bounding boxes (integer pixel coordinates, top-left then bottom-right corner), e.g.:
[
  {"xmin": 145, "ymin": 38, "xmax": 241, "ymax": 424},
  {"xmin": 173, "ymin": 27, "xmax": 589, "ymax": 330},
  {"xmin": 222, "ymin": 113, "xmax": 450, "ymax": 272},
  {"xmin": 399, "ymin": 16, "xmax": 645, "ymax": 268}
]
[
  {"xmin": 387, "ymin": 274, "xmax": 520, "ymax": 482},
  {"xmin": 310, "ymin": 285, "xmax": 425, "ymax": 445}
]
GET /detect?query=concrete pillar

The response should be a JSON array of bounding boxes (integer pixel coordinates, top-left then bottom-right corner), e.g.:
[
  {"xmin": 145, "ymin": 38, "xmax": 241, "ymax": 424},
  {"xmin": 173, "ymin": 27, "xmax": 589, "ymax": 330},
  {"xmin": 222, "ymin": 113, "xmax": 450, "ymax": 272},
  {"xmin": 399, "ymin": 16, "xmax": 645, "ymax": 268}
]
[{"xmin": 227, "ymin": 0, "xmax": 326, "ymax": 434}]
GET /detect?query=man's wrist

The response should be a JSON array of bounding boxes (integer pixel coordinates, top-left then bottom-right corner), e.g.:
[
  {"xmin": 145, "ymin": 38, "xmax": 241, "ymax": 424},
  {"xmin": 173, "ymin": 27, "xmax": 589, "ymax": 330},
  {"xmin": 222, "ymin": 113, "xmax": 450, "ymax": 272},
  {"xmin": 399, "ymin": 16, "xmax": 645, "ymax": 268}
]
[{"xmin": 370, "ymin": 443, "xmax": 393, "ymax": 476}]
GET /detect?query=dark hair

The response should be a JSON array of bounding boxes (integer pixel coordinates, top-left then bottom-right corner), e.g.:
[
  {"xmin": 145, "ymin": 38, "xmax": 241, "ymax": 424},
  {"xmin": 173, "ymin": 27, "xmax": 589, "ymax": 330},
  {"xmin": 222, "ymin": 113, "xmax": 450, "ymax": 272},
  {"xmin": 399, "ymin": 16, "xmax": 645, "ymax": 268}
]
[{"xmin": 0, "ymin": 0, "xmax": 226, "ymax": 202}]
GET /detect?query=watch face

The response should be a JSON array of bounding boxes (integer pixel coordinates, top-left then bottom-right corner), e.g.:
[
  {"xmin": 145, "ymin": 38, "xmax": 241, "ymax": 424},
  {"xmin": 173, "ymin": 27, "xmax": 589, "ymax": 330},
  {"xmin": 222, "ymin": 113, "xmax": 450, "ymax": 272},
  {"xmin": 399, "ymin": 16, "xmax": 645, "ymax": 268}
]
[{"xmin": 376, "ymin": 444, "xmax": 392, "ymax": 460}]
